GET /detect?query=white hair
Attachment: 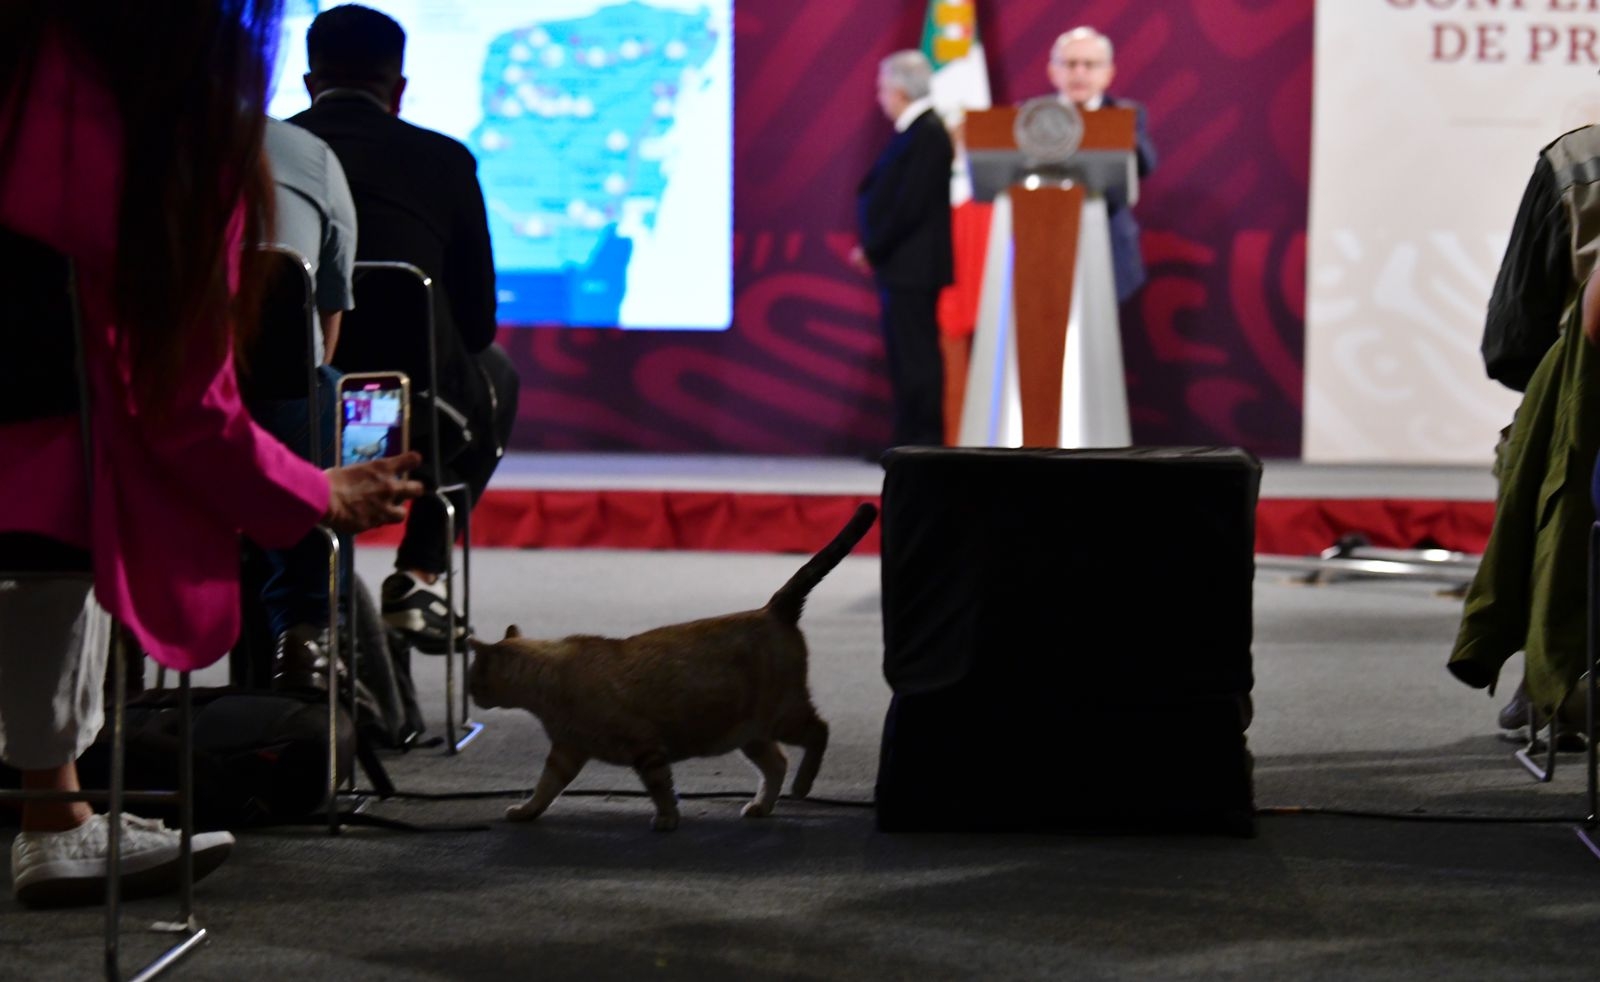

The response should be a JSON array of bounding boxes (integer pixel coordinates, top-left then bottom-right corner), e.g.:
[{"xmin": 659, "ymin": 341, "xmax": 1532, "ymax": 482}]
[
  {"xmin": 1052, "ymin": 26, "xmax": 1114, "ymax": 64},
  {"xmin": 879, "ymin": 50, "xmax": 933, "ymax": 101}
]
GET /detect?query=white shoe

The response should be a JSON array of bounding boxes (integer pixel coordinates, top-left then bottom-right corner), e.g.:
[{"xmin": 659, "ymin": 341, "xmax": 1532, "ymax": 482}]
[
  {"xmin": 381, "ymin": 571, "xmax": 469, "ymax": 654},
  {"xmin": 10, "ymin": 813, "xmax": 234, "ymax": 908}
]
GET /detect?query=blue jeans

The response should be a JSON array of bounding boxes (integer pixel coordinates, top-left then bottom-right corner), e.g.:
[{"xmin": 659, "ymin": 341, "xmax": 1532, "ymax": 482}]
[{"xmin": 248, "ymin": 365, "xmax": 351, "ymax": 637}]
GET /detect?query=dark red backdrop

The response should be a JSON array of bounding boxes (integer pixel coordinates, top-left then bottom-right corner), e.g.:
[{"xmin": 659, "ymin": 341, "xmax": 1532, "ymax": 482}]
[{"xmin": 497, "ymin": 0, "xmax": 1312, "ymax": 458}]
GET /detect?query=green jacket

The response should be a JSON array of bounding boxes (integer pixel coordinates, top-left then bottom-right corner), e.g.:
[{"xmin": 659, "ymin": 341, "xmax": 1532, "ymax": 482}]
[{"xmin": 1450, "ymin": 311, "xmax": 1600, "ymax": 717}]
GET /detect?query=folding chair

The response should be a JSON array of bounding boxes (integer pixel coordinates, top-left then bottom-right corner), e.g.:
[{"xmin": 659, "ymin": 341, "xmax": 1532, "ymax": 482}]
[
  {"xmin": 336, "ymin": 260, "xmax": 481, "ymax": 753},
  {"xmin": 1580, "ymin": 521, "xmax": 1600, "ymax": 854},
  {"xmin": 245, "ymin": 244, "xmax": 349, "ymax": 832},
  {"xmin": 1504, "ymin": 517, "xmax": 1600, "ymax": 829},
  {"xmin": 0, "ymin": 229, "xmax": 210, "ymax": 978},
  {"xmin": 1526, "ymin": 518, "xmax": 1600, "ymax": 853}
]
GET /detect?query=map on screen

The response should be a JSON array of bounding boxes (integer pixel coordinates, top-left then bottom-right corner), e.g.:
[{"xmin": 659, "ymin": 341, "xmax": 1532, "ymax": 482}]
[{"xmin": 272, "ymin": 0, "xmax": 732, "ymax": 330}]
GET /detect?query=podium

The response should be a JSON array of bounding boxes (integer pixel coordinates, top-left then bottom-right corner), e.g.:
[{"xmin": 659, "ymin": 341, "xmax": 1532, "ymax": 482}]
[{"xmin": 957, "ymin": 105, "xmax": 1138, "ymax": 448}]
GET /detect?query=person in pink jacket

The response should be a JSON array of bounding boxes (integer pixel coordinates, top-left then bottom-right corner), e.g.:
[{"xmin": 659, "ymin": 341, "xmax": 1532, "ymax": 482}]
[{"xmin": 0, "ymin": 3, "xmax": 424, "ymax": 907}]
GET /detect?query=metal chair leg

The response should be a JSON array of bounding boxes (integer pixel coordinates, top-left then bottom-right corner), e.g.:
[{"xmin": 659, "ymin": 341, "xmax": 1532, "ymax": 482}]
[
  {"xmin": 177, "ymin": 673, "xmax": 195, "ymax": 928},
  {"xmin": 102, "ymin": 638, "xmax": 208, "ymax": 980},
  {"xmin": 106, "ymin": 626, "xmax": 126, "ymax": 976},
  {"xmin": 317, "ymin": 527, "xmax": 343, "ymax": 835},
  {"xmin": 456, "ymin": 502, "xmax": 483, "ymax": 752},
  {"xmin": 439, "ymin": 490, "xmax": 459, "ymax": 754},
  {"xmin": 343, "ymin": 538, "xmax": 359, "ymax": 798},
  {"xmin": 1588, "ymin": 522, "xmax": 1599, "ymax": 828},
  {"xmin": 437, "ymin": 483, "xmax": 483, "ymax": 755},
  {"xmin": 1578, "ymin": 522, "xmax": 1600, "ymax": 857},
  {"xmin": 1515, "ymin": 713, "xmax": 1557, "ymax": 783}
]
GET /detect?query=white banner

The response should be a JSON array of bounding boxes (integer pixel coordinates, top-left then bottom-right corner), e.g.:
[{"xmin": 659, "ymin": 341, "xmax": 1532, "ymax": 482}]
[{"xmin": 1305, "ymin": 1, "xmax": 1600, "ymax": 463}]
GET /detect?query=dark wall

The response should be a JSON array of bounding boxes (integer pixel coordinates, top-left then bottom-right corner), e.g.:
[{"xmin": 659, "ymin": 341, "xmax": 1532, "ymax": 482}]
[{"xmin": 499, "ymin": 0, "xmax": 1312, "ymax": 458}]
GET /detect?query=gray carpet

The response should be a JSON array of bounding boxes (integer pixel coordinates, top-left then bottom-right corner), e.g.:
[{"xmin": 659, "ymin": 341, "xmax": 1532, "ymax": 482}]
[{"xmin": 3, "ymin": 549, "xmax": 1597, "ymax": 981}]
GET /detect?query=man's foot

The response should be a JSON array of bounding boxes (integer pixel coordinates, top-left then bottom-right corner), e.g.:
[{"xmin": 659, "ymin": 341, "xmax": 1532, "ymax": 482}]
[
  {"xmin": 273, "ymin": 623, "xmax": 334, "ymax": 692},
  {"xmin": 381, "ymin": 572, "xmax": 469, "ymax": 655},
  {"xmin": 10, "ymin": 813, "xmax": 233, "ymax": 908},
  {"xmin": 1495, "ymin": 680, "xmax": 1589, "ymax": 751},
  {"xmin": 1498, "ymin": 681, "xmax": 1538, "ymax": 731}
]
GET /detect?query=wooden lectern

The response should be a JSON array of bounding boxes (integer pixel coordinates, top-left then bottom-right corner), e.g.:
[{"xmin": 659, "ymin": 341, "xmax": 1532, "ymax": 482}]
[{"xmin": 956, "ymin": 106, "xmax": 1139, "ymax": 448}]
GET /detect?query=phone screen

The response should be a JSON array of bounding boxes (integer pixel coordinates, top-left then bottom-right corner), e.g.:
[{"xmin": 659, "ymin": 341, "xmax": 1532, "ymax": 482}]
[{"xmin": 338, "ymin": 374, "xmax": 410, "ymax": 467}]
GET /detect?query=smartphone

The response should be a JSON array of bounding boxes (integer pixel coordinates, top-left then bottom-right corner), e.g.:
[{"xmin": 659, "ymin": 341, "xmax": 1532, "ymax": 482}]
[{"xmin": 336, "ymin": 372, "xmax": 411, "ymax": 468}]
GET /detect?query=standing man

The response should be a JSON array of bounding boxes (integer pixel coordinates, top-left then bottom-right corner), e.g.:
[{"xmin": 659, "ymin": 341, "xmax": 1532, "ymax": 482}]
[
  {"xmin": 856, "ymin": 50, "xmax": 955, "ymax": 450},
  {"xmin": 1048, "ymin": 26, "xmax": 1157, "ymax": 304},
  {"xmin": 291, "ymin": 4, "xmax": 520, "ymax": 652}
]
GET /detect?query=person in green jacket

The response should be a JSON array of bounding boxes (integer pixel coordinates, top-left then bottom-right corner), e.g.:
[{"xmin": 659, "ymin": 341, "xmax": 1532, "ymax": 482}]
[{"xmin": 1450, "ymin": 125, "xmax": 1600, "ymax": 732}]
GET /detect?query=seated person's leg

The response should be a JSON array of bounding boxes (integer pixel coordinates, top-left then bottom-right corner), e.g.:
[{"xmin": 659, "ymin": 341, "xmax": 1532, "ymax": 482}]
[
  {"xmin": 248, "ymin": 368, "xmax": 348, "ymax": 687},
  {"xmin": 260, "ymin": 531, "xmax": 342, "ymax": 689},
  {"xmin": 384, "ymin": 489, "xmax": 466, "ymax": 653},
  {"xmin": 0, "ymin": 542, "xmax": 103, "ymax": 838},
  {"xmin": 0, "ymin": 550, "xmax": 232, "ymax": 906},
  {"xmin": 477, "ymin": 342, "xmax": 521, "ymax": 456},
  {"xmin": 384, "ymin": 384, "xmax": 471, "ymax": 651},
  {"xmin": 382, "ymin": 353, "xmax": 517, "ymax": 652}
]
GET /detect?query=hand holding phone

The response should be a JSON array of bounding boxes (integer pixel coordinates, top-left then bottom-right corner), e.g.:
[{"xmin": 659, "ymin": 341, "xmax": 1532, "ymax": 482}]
[{"xmin": 324, "ymin": 451, "xmax": 425, "ymax": 534}]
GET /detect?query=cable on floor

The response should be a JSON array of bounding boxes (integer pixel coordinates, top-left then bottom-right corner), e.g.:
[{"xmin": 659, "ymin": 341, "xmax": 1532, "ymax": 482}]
[
  {"xmin": 360, "ymin": 787, "xmax": 877, "ymax": 809},
  {"xmin": 351, "ymin": 788, "xmax": 1591, "ymax": 824}
]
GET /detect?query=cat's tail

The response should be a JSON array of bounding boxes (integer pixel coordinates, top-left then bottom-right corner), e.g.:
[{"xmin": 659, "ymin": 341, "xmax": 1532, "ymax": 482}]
[{"xmin": 766, "ymin": 503, "xmax": 879, "ymax": 625}]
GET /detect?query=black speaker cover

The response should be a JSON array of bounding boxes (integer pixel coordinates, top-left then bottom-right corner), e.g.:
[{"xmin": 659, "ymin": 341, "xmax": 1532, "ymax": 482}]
[{"xmin": 874, "ymin": 446, "xmax": 1260, "ymax": 835}]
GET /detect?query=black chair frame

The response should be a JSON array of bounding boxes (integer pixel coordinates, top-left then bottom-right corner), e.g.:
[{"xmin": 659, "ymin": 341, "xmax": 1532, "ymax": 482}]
[
  {"xmin": 0, "ymin": 238, "xmax": 208, "ymax": 980},
  {"xmin": 343, "ymin": 260, "xmax": 481, "ymax": 754}
]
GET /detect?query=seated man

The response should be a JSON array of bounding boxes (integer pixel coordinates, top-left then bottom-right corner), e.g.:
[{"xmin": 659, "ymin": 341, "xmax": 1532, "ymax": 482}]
[
  {"xmin": 246, "ymin": 115, "xmax": 358, "ymax": 689},
  {"xmin": 291, "ymin": 4, "xmax": 520, "ymax": 652},
  {"xmin": 1449, "ymin": 123, "xmax": 1600, "ymax": 733}
]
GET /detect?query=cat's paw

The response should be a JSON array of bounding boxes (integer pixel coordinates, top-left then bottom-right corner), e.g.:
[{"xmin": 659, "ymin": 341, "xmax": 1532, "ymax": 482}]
[
  {"xmin": 789, "ymin": 778, "xmax": 813, "ymax": 800},
  {"xmin": 651, "ymin": 812, "xmax": 680, "ymax": 832},
  {"xmin": 741, "ymin": 801, "xmax": 774, "ymax": 819},
  {"xmin": 505, "ymin": 802, "xmax": 545, "ymax": 822}
]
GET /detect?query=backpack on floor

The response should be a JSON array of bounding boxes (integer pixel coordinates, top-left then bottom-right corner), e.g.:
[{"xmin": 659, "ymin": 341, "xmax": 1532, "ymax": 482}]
[{"xmin": 1, "ymin": 687, "xmax": 357, "ymax": 830}]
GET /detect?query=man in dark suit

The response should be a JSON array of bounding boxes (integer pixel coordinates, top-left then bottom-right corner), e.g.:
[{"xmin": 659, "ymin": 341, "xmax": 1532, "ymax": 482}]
[
  {"xmin": 1048, "ymin": 27, "xmax": 1157, "ymax": 304},
  {"xmin": 291, "ymin": 4, "xmax": 519, "ymax": 652},
  {"xmin": 855, "ymin": 50, "xmax": 955, "ymax": 449}
]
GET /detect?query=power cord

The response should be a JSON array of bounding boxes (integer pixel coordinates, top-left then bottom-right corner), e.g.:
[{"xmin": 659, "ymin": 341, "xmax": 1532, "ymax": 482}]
[
  {"xmin": 1256, "ymin": 805, "xmax": 1588, "ymax": 825},
  {"xmin": 352, "ymin": 788, "xmax": 1590, "ymax": 825},
  {"xmin": 359, "ymin": 787, "xmax": 876, "ymax": 809}
]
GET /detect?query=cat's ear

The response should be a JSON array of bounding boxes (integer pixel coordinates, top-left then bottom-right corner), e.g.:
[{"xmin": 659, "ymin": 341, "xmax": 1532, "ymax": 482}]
[
  {"xmin": 505, "ymin": 625, "xmax": 522, "ymax": 639},
  {"xmin": 468, "ymin": 636, "xmax": 496, "ymax": 655}
]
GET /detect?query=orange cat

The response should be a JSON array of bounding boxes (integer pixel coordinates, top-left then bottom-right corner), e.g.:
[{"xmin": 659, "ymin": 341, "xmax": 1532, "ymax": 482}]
[{"xmin": 469, "ymin": 504, "xmax": 878, "ymax": 831}]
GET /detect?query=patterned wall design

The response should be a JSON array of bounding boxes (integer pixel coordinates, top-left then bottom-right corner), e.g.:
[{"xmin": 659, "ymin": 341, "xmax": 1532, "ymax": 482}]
[
  {"xmin": 498, "ymin": 0, "xmax": 1313, "ymax": 457},
  {"xmin": 1302, "ymin": 4, "xmax": 1600, "ymax": 464}
]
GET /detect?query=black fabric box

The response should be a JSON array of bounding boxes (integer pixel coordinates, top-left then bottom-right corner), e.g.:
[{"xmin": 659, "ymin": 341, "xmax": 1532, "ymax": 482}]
[{"xmin": 874, "ymin": 446, "xmax": 1260, "ymax": 835}]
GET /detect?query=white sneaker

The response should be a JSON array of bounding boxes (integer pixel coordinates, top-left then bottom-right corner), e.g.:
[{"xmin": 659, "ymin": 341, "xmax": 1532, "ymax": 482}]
[
  {"xmin": 381, "ymin": 571, "xmax": 469, "ymax": 654},
  {"xmin": 10, "ymin": 813, "xmax": 234, "ymax": 908}
]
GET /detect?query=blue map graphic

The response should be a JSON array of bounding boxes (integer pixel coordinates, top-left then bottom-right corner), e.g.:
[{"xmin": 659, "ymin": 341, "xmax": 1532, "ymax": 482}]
[{"xmin": 472, "ymin": 3, "xmax": 718, "ymax": 326}]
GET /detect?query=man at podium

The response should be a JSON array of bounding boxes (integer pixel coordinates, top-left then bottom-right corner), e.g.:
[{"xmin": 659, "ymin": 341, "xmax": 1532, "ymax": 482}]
[{"xmin": 1048, "ymin": 27, "xmax": 1157, "ymax": 303}]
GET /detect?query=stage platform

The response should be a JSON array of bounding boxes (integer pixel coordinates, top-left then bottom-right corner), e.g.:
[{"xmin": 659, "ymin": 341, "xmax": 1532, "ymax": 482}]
[{"xmin": 359, "ymin": 453, "xmax": 1497, "ymax": 557}]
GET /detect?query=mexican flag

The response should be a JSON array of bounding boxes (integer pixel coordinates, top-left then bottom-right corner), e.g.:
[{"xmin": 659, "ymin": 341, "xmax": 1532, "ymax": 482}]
[
  {"xmin": 922, "ymin": 0, "xmax": 993, "ymax": 443},
  {"xmin": 921, "ymin": 0, "xmax": 991, "ymax": 128},
  {"xmin": 920, "ymin": 0, "xmax": 989, "ymax": 206}
]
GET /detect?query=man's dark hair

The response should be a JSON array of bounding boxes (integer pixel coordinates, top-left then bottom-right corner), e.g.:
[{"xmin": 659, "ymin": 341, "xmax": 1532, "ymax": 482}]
[{"xmin": 306, "ymin": 4, "xmax": 406, "ymax": 89}]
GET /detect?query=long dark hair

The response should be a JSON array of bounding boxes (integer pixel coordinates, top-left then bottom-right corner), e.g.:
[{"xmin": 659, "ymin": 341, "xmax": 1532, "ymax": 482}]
[{"xmin": 0, "ymin": 1, "xmax": 282, "ymax": 411}]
